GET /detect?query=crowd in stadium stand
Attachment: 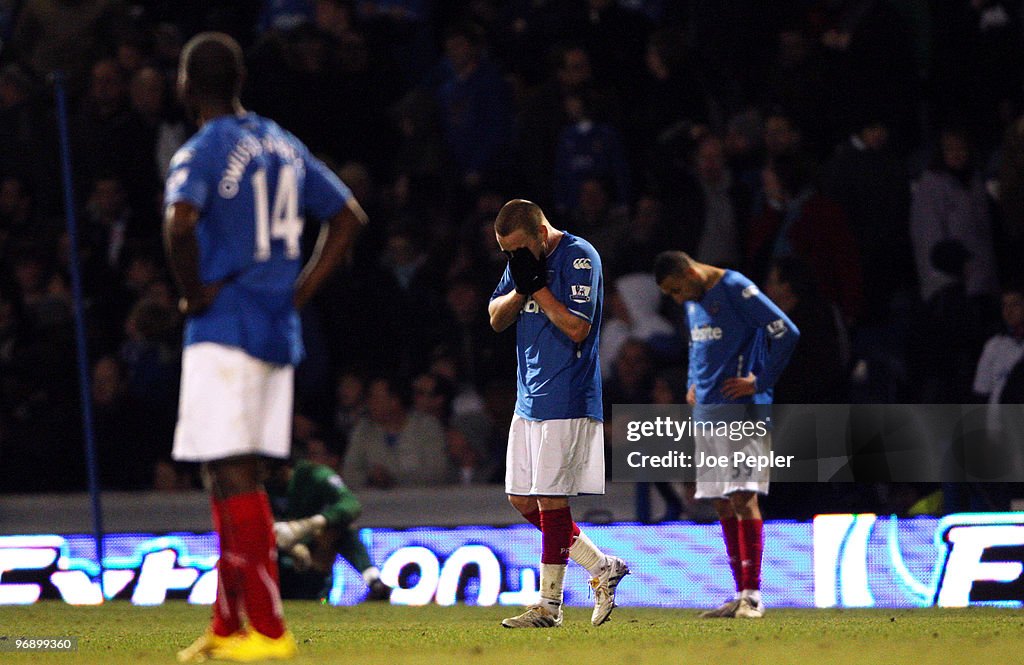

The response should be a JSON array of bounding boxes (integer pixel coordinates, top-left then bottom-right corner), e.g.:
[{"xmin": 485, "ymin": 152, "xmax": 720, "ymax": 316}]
[{"xmin": 1, "ymin": 0, "xmax": 1024, "ymax": 517}]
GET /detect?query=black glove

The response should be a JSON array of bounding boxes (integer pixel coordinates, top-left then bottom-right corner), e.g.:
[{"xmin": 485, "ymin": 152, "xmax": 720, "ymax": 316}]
[{"xmin": 505, "ymin": 247, "xmax": 547, "ymax": 295}]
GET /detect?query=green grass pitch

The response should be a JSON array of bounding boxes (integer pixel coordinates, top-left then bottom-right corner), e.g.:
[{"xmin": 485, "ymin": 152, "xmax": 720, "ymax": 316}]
[{"xmin": 0, "ymin": 601, "xmax": 1021, "ymax": 664}]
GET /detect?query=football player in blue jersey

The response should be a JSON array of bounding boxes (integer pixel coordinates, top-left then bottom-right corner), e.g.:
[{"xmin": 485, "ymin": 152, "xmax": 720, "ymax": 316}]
[
  {"xmin": 165, "ymin": 33, "xmax": 367, "ymax": 662},
  {"xmin": 654, "ymin": 251, "xmax": 799, "ymax": 619},
  {"xmin": 488, "ymin": 199, "xmax": 629, "ymax": 629}
]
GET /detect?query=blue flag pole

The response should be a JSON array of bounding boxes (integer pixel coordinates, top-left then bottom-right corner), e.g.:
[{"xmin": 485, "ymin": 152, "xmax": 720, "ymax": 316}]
[{"xmin": 53, "ymin": 71, "xmax": 105, "ymax": 599}]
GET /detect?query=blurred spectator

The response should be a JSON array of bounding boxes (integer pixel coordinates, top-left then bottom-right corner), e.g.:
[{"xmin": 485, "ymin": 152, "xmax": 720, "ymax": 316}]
[
  {"xmin": 118, "ymin": 298, "xmax": 180, "ymax": 429},
  {"xmin": 561, "ymin": 0, "xmax": 650, "ymax": 105},
  {"xmin": 376, "ymin": 223, "xmax": 444, "ymax": 374},
  {"xmin": 83, "ymin": 174, "xmax": 140, "ymax": 270},
  {"xmin": 412, "ymin": 371, "xmax": 492, "ymax": 485},
  {"xmin": 911, "ymin": 128, "xmax": 999, "ymax": 303},
  {"xmin": 10, "ymin": 0, "xmax": 131, "ymax": 96},
  {"xmin": 747, "ymin": 151, "xmax": 864, "ymax": 322},
  {"xmin": 0, "ymin": 65, "xmax": 55, "ymax": 214},
  {"xmin": 74, "ymin": 58, "xmax": 160, "ymax": 216},
  {"xmin": 129, "ymin": 66, "xmax": 187, "ymax": 181},
  {"xmin": 907, "ymin": 239, "xmax": 989, "ymax": 403},
  {"xmin": 931, "ymin": 0, "xmax": 1024, "ymax": 146},
  {"xmin": 609, "ymin": 193, "xmax": 675, "ymax": 277},
  {"xmin": 432, "ymin": 21, "xmax": 513, "ymax": 190},
  {"xmin": 0, "ymin": 173, "xmax": 42, "ymax": 249},
  {"xmin": 259, "ymin": 0, "xmax": 315, "ymax": 33},
  {"xmin": 812, "ymin": 0, "xmax": 917, "ymax": 149},
  {"xmin": 763, "ymin": 108, "xmax": 803, "ymax": 160},
  {"xmin": 603, "ymin": 338, "xmax": 655, "ymax": 407},
  {"xmin": 564, "ymin": 177, "xmax": 629, "ymax": 269},
  {"xmin": 600, "ymin": 273, "xmax": 677, "ymax": 377},
  {"xmin": 343, "ymin": 376, "xmax": 451, "ymax": 488},
  {"xmin": 92, "ymin": 355, "xmax": 157, "ymax": 489},
  {"xmin": 686, "ymin": 134, "xmax": 752, "ymax": 269},
  {"xmin": 996, "ymin": 113, "xmax": 1024, "ymax": 284},
  {"xmin": 516, "ymin": 43, "xmax": 618, "ymax": 206},
  {"xmin": 761, "ymin": 26, "xmax": 826, "ymax": 152},
  {"xmin": 634, "ymin": 25, "xmax": 709, "ymax": 154},
  {"xmin": 552, "ymin": 91, "xmax": 630, "ymax": 215},
  {"xmin": 333, "ymin": 371, "xmax": 366, "ymax": 439},
  {"xmin": 821, "ymin": 115, "xmax": 913, "ymax": 321},
  {"xmin": 973, "ymin": 286, "xmax": 1024, "ymax": 404},
  {"xmin": 438, "ymin": 273, "xmax": 514, "ymax": 390},
  {"xmin": 764, "ymin": 257, "xmax": 848, "ymax": 403},
  {"xmin": 723, "ymin": 107, "xmax": 764, "ymax": 192}
]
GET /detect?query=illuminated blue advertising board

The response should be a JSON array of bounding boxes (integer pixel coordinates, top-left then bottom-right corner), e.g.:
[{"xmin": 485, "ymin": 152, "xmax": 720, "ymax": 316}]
[{"xmin": 1, "ymin": 514, "xmax": 1021, "ymax": 608}]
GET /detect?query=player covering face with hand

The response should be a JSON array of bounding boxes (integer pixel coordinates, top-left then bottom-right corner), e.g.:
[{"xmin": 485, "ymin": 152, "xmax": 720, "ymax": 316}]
[
  {"xmin": 488, "ymin": 199, "xmax": 629, "ymax": 629},
  {"xmin": 655, "ymin": 251, "xmax": 799, "ymax": 619}
]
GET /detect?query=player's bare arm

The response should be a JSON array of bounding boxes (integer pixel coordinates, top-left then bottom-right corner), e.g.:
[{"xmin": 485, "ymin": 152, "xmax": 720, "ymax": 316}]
[
  {"xmin": 488, "ymin": 290, "xmax": 527, "ymax": 332},
  {"xmin": 531, "ymin": 288, "xmax": 591, "ymax": 344},
  {"xmin": 164, "ymin": 201, "xmax": 221, "ymax": 315},
  {"xmin": 294, "ymin": 198, "xmax": 367, "ymax": 310}
]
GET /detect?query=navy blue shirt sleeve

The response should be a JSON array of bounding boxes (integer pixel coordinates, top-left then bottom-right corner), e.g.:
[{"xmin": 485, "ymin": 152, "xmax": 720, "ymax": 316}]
[{"xmin": 726, "ymin": 276, "xmax": 800, "ymax": 392}]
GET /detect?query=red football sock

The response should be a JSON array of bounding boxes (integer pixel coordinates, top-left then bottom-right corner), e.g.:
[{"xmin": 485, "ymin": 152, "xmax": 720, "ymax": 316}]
[
  {"xmin": 720, "ymin": 516, "xmax": 743, "ymax": 593},
  {"xmin": 211, "ymin": 497, "xmax": 242, "ymax": 637},
  {"xmin": 739, "ymin": 518, "xmax": 764, "ymax": 591},
  {"xmin": 523, "ymin": 508, "xmax": 580, "ymax": 541},
  {"xmin": 221, "ymin": 491, "xmax": 285, "ymax": 639},
  {"xmin": 539, "ymin": 507, "xmax": 574, "ymax": 565}
]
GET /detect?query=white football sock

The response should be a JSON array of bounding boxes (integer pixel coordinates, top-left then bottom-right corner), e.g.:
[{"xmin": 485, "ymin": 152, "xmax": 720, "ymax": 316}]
[
  {"xmin": 539, "ymin": 563, "xmax": 566, "ymax": 614},
  {"xmin": 362, "ymin": 566, "xmax": 381, "ymax": 585},
  {"xmin": 741, "ymin": 589, "xmax": 762, "ymax": 604},
  {"xmin": 568, "ymin": 529, "xmax": 607, "ymax": 576}
]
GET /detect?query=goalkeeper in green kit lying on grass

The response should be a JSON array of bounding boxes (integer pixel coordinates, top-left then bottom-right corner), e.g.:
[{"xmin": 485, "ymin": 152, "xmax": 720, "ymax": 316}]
[{"xmin": 266, "ymin": 452, "xmax": 392, "ymax": 602}]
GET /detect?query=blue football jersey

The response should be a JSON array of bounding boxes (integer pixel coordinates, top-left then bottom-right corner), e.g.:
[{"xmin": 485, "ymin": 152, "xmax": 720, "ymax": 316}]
[
  {"xmin": 686, "ymin": 270, "xmax": 799, "ymax": 405},
  {"xmin": 490, "ymin": 232, "xmax": 603, "ymax": 421},
  {"xmin": 164, "ymin": 113, "xmax": 352, "ymax": 365}
]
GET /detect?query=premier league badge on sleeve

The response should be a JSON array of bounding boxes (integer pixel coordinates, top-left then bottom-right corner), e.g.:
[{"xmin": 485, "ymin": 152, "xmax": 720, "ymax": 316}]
[{"xmin": 570, "ymin": 284, "xmax": 592, "ymax": 303}]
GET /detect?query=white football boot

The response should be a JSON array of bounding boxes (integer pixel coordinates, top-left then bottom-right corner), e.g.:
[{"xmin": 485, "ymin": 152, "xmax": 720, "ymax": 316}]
[
  {"xmin": 734, "ymin": 595, "xmax": 765, "ymax": 618},
  {"xmin": 589, "ymin": 556, "xmax": 630, "ymax": 626},
  {"xmin": 501, "ymin": 604, "xmax": 564, "ymax": 628}
]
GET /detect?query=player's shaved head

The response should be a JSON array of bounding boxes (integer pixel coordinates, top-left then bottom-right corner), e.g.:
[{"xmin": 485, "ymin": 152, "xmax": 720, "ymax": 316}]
[
  {"xmin": 653, "ymin": 251, "xmax": 695, "ymax": 285},
  {"xmin": 179, "ymin": 32, "xmax": 244, "ymax": 105},
  {"xmin": 495, "ymin": 199, "xmax": 544, "ymax": 238}
]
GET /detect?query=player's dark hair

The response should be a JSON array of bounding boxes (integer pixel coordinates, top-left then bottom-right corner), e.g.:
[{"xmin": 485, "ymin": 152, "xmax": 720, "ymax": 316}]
[
  {"xmin": 494, "ymin": 199, "xmax": 544, "ymax": 237},
  {"xmin": 653, "ymin": 251, "xmax": 694, "ymax": 284},
  {"xmin": 180, "ymin": 32, "xmax": 244, "ymax": 104}
]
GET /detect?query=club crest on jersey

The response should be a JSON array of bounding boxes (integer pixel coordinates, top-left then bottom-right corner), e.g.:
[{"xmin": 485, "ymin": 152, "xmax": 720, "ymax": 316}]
[
  {"xmin": 570, "ymin": 284, "xmax": 591, "ymax": 303},
  {"xmin": 708, "ymin": 301, "xmax": 720, "ymax": 315},
  {"xmin": 572, "ymin": 258, "xmax": 592, "ymax": 270}
]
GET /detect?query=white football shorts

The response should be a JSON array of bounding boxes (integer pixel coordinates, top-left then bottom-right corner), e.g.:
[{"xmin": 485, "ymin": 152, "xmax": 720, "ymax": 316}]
[
  {"xmin": 694, "ymin": 431, "xmax": 771, "ymax": 499},
  {"xmin": 172, "ymin": 342, "xmax": 293, "ymax": 462},
  {"xmin": 505, "ymin": 415, "xmax": 605, "ymax": 496}
]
